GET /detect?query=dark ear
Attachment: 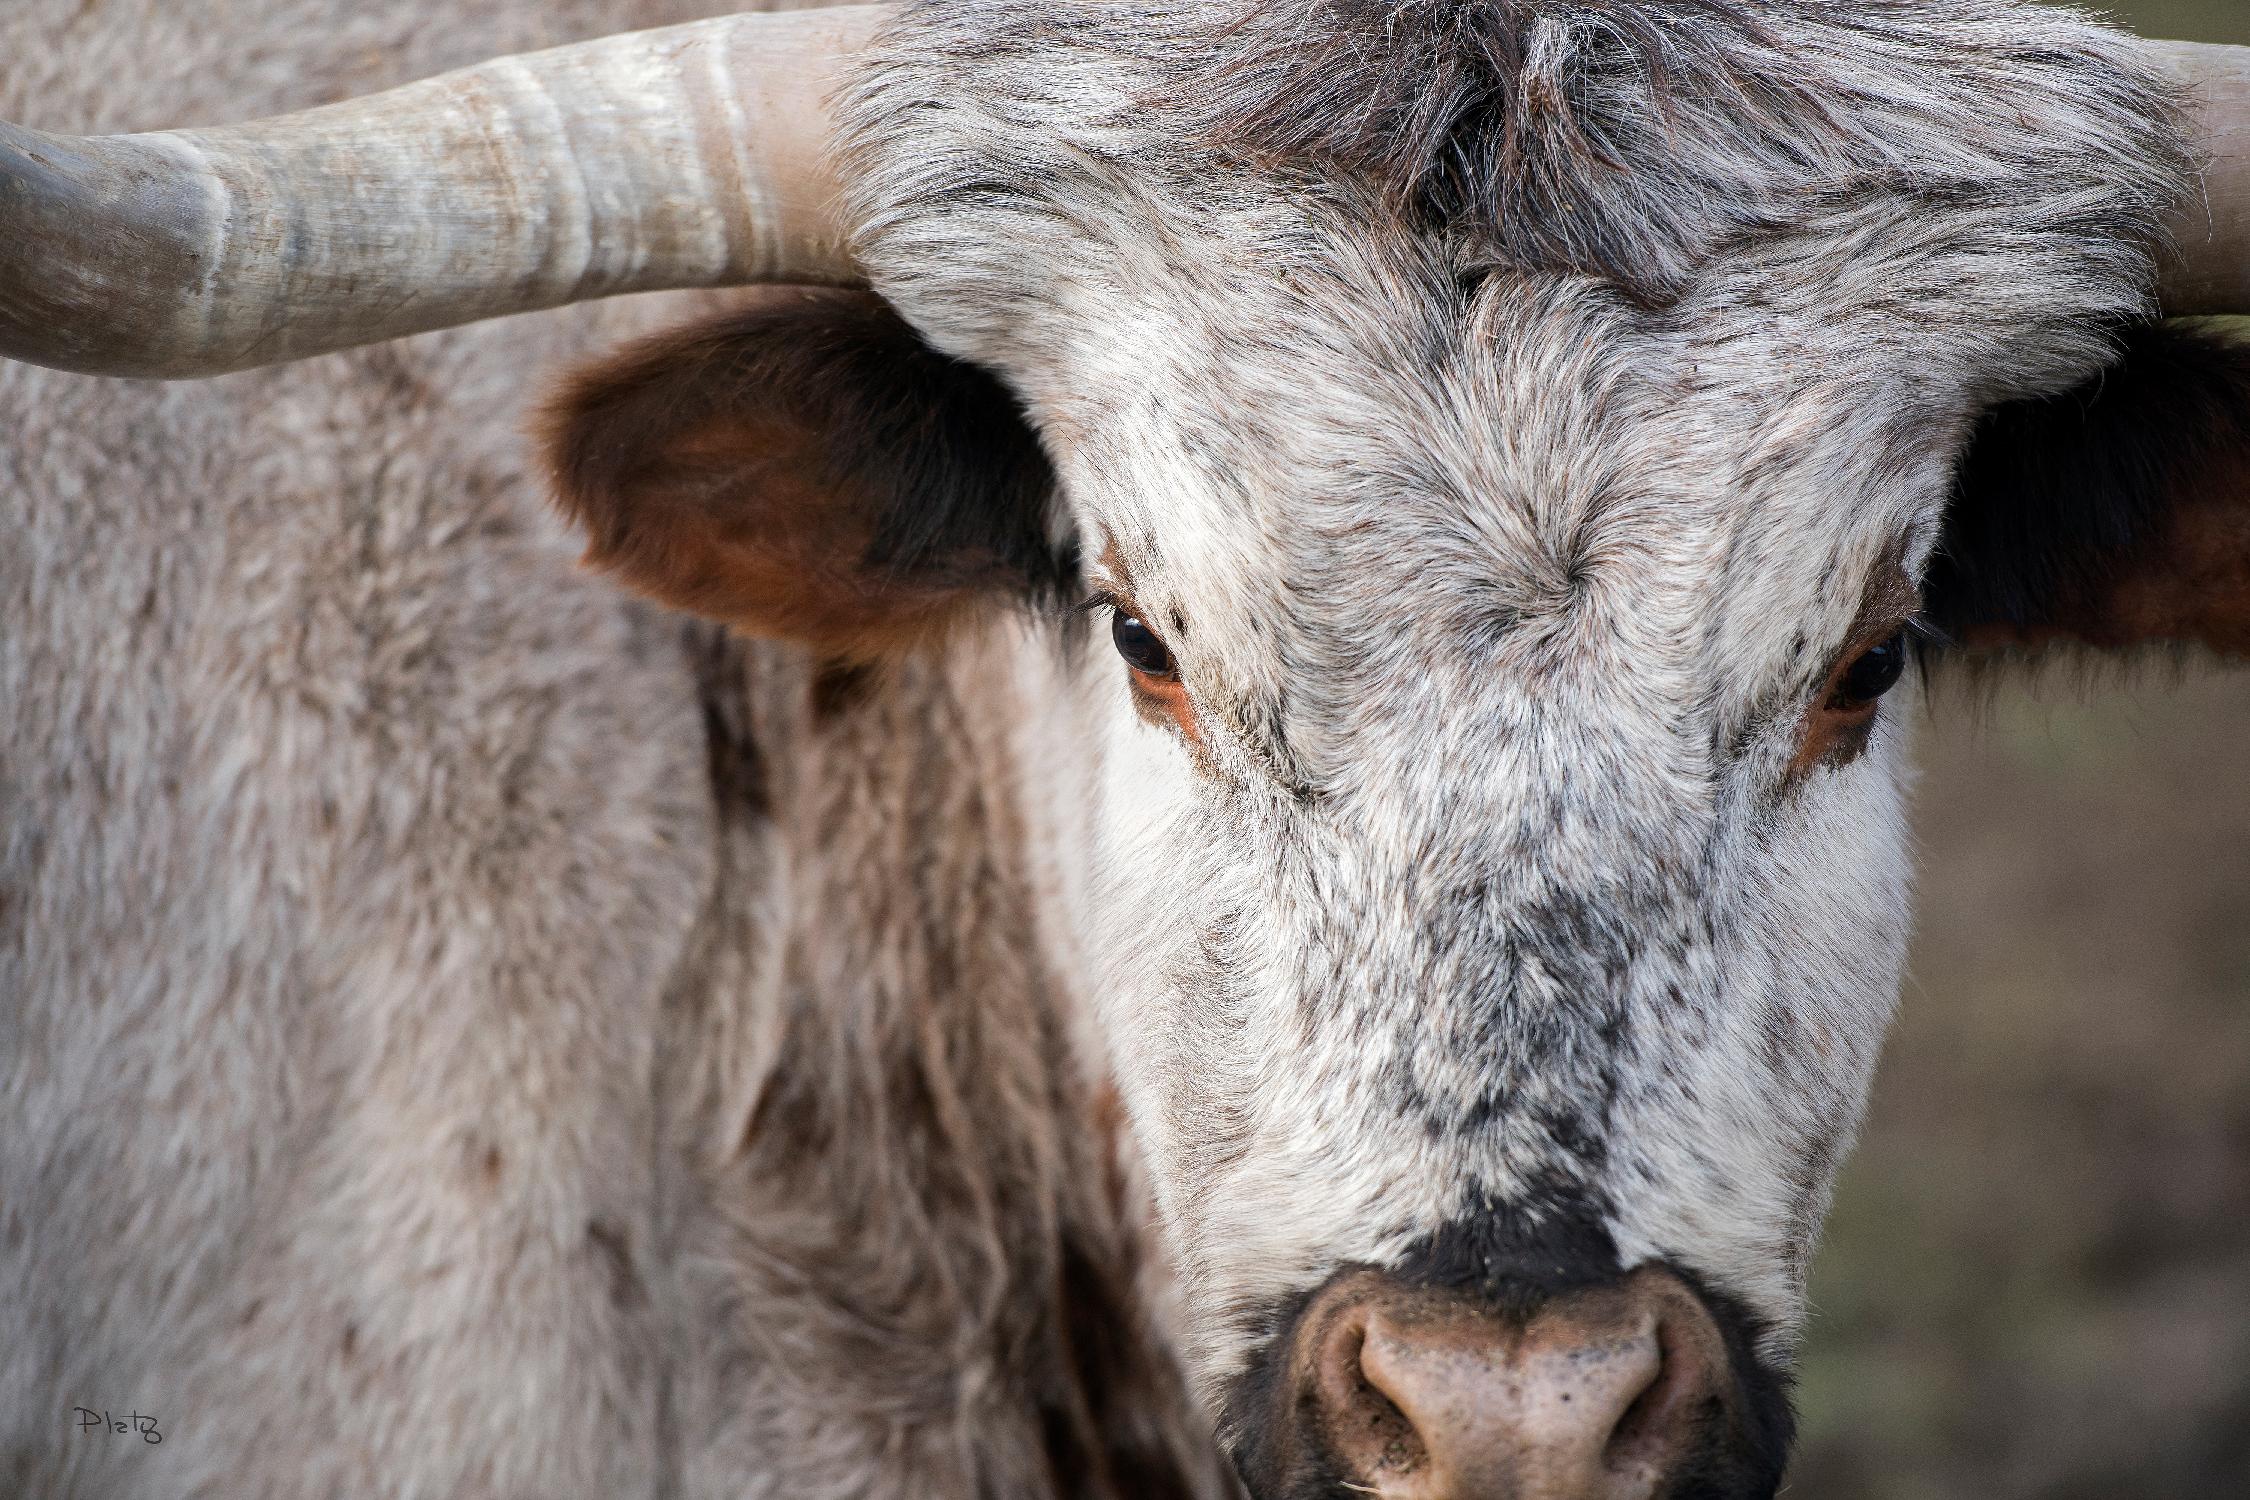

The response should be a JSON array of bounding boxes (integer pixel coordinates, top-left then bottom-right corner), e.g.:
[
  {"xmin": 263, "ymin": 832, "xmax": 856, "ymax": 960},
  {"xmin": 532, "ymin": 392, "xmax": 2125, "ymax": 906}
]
[
  {"xmin": 540, "ymin": 288, "xmax": 1068, "ymax": 656},
  {"xmin": 1928, "ymin": 321, "xmax": 2250, "ymax": 660}
]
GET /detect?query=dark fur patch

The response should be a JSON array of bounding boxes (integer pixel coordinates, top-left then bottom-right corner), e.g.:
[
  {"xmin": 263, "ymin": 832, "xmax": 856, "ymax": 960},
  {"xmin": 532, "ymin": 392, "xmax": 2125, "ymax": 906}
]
[
  {"xmin": 809, "ymin": 660, "xmax": 880, "ymax": 725},
  {"xmin": 541, "ymin": 289, "xmax": 1071, "ymax": 654},
  {"xmin": 1389, "ymin": 1181, "xmax": 1626, "ymax": 1311},
  {"xmin": 1192, "ymin": 0, "xmax": 2192, "ymax": 310},
  {"xmin": 1931, "ymin": 321, "xmax": 2250, "ymax": 658},
  {"xmin": 688, "ymin": 623, "xmax": 770, "ymax": 818},
  {"xmin": 1037, "ymin": 1236, "xmax": 1220, "ymax": 1500},
  {"xmin": 1201, "ymin": 0, "xmax": 1872, "ymax": 302},
  {"xmin": 584, "ymin": 1218, "xmax": 647, "ymax": 1311}
]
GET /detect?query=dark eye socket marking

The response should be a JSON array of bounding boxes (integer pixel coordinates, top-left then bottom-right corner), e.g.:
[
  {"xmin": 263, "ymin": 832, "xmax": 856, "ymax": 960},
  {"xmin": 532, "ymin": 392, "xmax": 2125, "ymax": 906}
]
[{"xmin": 1788, "ymin": 553, "xmax": 1925, "ymax": 781}]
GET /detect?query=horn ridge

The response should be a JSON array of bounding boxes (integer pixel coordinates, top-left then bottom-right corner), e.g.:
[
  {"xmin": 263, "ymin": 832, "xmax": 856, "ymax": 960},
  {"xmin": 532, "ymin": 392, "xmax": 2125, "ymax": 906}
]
[{"xmin": 0, "ymin": 5, "xmax": 884, "ymax": 380}]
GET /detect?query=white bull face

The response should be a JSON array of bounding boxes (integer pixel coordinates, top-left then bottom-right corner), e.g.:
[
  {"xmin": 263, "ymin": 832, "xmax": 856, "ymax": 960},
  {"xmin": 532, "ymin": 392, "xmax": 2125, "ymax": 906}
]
[
  {"xmin": 812, "ymin": 5, "xmax": 2194, "ymax": 1490},
  {"xmin": 1051, "ymin": 266, "xmax": 1930, "ymax": 1383},
  {"xmin": 839, "ymin": 0, "xmax": 2168, "ymax": 1380}
]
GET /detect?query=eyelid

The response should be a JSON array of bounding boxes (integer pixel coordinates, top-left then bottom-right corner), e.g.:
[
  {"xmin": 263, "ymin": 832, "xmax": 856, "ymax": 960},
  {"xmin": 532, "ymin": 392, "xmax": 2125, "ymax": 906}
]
[
  {"xmin": 1080, "ymin": 584, "xmax": 1167, "ymax": 643},
  {"xmin": 1073, "ymin": 582, "xmax": 1146, "ymax": 620},
  {"xmin": 1830, "ymin": 600, "xmax": 1926, "ymax": 672}
]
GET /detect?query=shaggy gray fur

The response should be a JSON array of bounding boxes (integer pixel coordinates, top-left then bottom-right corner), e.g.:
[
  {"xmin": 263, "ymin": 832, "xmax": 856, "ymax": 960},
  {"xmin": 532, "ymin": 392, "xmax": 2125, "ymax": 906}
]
[{"xmin": 0, "ymin": 3, "xmax": 1221, "ymax": 1496}]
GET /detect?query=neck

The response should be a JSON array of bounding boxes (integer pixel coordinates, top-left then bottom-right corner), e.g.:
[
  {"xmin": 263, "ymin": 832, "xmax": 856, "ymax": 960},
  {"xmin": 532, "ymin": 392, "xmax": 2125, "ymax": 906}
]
[{"xmin": 699, "ymin": 619, "xmax": 1219, "ymax": 1495}]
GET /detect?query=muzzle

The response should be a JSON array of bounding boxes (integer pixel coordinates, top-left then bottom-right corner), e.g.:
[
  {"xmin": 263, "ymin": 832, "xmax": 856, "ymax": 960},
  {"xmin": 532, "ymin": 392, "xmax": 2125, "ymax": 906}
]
[{"xmin": 1225, "ymin": 1259, "xmax": 1793, "ymax": 1499}]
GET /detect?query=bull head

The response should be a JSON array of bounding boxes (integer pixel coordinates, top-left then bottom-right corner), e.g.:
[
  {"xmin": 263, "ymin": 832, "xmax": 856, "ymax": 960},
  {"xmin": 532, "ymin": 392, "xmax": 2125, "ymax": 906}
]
[{"xmin": 6, "ymin": 6, "xmax": 2250, "ymax": 1499}]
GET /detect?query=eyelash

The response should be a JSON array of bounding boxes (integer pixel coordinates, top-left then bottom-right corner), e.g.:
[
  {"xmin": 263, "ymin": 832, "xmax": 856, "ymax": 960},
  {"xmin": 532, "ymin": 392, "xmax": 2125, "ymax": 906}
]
[{"xmin": 1902, "ymin": 614, "xmax": 1949, "ymax": 651}]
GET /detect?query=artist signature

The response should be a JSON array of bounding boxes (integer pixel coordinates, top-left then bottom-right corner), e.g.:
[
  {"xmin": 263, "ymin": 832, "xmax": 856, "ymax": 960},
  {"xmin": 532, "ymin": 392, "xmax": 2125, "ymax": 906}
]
[{"xmin": 73, "ymin": 1407, "xmax": 161, "ymax": 1444}]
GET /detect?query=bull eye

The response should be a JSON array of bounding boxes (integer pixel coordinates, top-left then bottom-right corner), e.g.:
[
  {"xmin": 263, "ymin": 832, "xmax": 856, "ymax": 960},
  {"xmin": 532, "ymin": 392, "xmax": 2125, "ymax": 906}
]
[
  {"xmin": 1111, "ymin": 610, "xmax": 1177, "ymax": 679},
  {"xmin": 1829, "ymin": 629, "xmax": 1907, "ymax": 709}
]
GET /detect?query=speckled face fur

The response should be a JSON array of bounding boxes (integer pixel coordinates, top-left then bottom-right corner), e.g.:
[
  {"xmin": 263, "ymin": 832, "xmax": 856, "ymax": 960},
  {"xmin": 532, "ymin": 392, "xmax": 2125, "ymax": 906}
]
[{"xmin": 842, "ymin": 0, "xmax": 2186, "ymax": 1438}]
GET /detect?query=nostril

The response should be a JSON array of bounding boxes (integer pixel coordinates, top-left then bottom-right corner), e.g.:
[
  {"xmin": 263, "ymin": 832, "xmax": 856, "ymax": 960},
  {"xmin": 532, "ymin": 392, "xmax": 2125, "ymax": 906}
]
[
  {"xmin": 1313, "ymin": 1307, "xmax": 1431, "ymax": 1486},
  {"xmin": 1615, "ymin": 1326, "xmax": 1677, "ymax": 1438},
  {"xmin": 1604, "ymin": 1290, "xmax": 1729, "ymax": 1484}
]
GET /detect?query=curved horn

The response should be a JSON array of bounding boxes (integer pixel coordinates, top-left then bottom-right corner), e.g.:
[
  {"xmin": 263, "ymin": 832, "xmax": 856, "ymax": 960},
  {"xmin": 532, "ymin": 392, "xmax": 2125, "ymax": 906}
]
[
  {"xmin": 2155, "ymin": 40, "xmax": 2250, "ymax": 316},
  {"xmin": 0, "ymin": 5, "xmax": 885, "ymax": 379}
]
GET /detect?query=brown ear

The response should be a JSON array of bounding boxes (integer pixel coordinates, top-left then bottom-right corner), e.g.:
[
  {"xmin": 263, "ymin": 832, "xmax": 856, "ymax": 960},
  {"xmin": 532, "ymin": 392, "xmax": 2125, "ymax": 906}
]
[
  {"xmin": 540, "ymin": 289, "xmax": 1067, "ymax": 657},
  {"xmin": 1928, "ymin": 321, "xmax": 2250, "ymax": 660}
]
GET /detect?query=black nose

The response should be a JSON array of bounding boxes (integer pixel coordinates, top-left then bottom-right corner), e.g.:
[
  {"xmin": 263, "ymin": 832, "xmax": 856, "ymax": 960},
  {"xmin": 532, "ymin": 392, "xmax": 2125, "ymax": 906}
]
[{"xmin": 1227, "ymin": 1265, "xmax": 1791, "ymax": 1499}]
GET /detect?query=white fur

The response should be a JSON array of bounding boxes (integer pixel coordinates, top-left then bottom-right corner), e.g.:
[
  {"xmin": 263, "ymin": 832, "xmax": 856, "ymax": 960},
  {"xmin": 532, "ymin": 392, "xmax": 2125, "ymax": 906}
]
[
  {"xmin": 0, "ymin": 4, "xmax": 1221, "ymax": 1497},
  {"xmin": 843, "ymin": 0, "xmax": 2188, "ymax": 1405}
]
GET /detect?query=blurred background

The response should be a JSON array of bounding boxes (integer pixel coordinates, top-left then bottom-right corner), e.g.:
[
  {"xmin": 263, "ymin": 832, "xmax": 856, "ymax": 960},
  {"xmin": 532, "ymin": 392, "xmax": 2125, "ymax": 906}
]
[{"xmin": 1789, "ymin": 8, "xmax": 2250, "ymax": 1496}]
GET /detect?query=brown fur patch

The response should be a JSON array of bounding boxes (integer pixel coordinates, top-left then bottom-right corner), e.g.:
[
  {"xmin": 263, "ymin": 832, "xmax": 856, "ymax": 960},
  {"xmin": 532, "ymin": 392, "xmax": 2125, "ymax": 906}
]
[
  {"xmin": 2102, "ymin": 490, "xmax": 2250, "ymax": 654},
  {"xmin": 539, "ymin": 289, "xmax": 1068, "ymax": 660},
  {"xmin": 584, "ymin": 1218, "xmax": 646, "ymax": 1312},
  {"xmin": 1204, "ymin": 0, "xmax": 1778, "ymax": 301},
  {"xmin": 1129, "ymin": 671, "xmax": 1204, "ymax": 750},
  {"xmin": 810, "ymin": 660, "xmax": 881, "ymax": 724},
  {"xmin": 1956, "ymin": 472, "xmax": 2250, "ymax": 656}
]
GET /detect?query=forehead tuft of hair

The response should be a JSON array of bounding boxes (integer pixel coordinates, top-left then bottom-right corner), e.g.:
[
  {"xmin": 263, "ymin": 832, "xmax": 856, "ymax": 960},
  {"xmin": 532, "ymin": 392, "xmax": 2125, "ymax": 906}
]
[{"xmin": 1196, "ymin": 0, "xmax": 2189, "ymax": 304}]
